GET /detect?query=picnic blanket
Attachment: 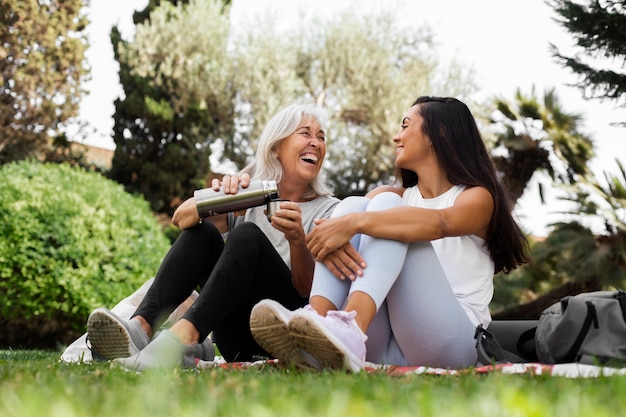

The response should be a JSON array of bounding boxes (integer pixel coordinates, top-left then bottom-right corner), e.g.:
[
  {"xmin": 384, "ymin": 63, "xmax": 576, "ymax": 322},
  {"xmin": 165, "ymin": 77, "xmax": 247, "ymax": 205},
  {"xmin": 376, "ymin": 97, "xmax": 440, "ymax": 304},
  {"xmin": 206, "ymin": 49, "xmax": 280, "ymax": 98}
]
[
  {"xmin": 62, "ymin": 279, "xmax": 626, "ymax": 378},
  {"xmin": 196, "ymin": 357, "xmax": 626, "ymax": 378}
]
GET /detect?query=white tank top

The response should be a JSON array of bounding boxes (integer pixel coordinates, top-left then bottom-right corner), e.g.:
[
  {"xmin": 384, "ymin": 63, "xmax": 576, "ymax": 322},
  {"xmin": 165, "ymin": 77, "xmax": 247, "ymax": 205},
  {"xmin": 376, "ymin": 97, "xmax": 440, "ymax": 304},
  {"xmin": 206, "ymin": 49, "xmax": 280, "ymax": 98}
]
[{"xmin": 402, "ymin": 184, "xmax": 494, "ymax": 327}]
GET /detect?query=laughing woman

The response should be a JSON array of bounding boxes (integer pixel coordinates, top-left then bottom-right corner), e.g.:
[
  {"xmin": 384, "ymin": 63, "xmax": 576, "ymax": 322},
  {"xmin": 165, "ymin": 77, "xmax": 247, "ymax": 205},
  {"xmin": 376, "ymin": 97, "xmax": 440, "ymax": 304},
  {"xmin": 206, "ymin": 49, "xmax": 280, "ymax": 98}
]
[{"xmin": 86, "ymin": 103, "xmax": 338, "ymax": 370}]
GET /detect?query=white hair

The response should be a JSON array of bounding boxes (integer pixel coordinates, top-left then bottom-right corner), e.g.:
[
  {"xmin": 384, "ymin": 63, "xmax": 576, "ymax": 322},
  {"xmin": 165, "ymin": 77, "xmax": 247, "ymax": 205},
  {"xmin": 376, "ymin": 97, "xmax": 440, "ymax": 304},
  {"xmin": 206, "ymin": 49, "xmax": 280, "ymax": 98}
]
[{"xmin": 241, "ymin": 104, "xmax": 332, "ymax": 198}]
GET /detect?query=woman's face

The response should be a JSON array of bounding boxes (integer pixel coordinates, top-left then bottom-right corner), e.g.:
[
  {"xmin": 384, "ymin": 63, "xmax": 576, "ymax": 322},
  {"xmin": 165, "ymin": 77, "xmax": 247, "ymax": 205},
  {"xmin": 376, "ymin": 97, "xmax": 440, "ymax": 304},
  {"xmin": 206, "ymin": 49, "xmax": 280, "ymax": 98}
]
[
  {"xmin": 275, "ymin": 115, "xmax": 326, "ymax": 186},
  {"xmin": 392, "ymin": 105, "xmax": 433, "ymax": 171}
]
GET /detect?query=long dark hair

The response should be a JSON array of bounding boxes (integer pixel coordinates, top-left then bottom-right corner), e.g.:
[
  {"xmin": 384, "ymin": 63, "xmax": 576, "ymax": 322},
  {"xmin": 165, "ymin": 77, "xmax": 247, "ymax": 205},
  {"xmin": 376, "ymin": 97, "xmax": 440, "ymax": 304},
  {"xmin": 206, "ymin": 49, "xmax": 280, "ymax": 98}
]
[{"xmin": 396, "ymin": 96, "xmax": 529, "ymax": 274}]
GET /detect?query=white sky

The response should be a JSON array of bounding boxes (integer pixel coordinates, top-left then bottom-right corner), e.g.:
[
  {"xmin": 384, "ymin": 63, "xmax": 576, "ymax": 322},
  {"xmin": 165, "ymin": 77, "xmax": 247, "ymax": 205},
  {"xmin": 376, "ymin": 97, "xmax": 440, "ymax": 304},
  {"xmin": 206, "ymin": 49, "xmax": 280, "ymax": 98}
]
[{"xmin": 79, "ymin": 0, "xmax": 626, "ymax": 236}]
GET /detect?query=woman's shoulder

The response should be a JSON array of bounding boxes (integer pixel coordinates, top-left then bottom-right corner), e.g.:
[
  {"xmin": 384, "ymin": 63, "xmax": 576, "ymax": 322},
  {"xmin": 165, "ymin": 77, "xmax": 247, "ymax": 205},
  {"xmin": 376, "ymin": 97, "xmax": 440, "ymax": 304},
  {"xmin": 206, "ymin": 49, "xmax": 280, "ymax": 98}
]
[{"xmin": 300, "ymin": 194, "xmax": 340, "ymax": 222}]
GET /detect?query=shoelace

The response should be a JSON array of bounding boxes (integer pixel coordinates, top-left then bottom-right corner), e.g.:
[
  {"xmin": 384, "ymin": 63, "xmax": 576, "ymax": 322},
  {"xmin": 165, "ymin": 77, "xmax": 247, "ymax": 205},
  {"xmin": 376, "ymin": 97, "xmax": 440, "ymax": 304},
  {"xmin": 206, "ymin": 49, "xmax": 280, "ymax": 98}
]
[{"xmin": 326, "ymin": 310, "xmax": 368, "ymax": 342}]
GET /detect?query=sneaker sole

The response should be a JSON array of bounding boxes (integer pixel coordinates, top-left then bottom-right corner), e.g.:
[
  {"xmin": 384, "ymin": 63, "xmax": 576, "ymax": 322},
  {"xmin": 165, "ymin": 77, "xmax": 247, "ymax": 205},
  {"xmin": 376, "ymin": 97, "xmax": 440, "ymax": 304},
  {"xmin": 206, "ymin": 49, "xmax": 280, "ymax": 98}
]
[
  {"xmin": 289, "ymin": 313, "xmax": 363, "ymax": 372},
  {"xmin": 249, "ymin": 300, "xmax": 317, "ymax": 369},
  {"xmin": 87, "ymin": 309, "xmax": 137, "ymax": 360}
]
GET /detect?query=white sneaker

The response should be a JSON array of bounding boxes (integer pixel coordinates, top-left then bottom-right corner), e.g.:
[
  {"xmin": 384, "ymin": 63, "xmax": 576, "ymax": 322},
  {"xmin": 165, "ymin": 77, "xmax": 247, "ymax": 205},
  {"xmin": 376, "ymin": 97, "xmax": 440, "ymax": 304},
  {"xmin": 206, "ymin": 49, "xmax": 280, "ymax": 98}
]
[
  {"xmin": 250, "ymin": 299, "xmax": 321, "ymax": 370},
  {"xmin": 114, "ymin": 330, "xmax": 197, "ymax": 372},
  {"xmin": 289, "ymin": 309, "xmax": 367, "ymax": 372},
  {"xmin": 87, "ymin": 308, "xmax": 149, "ymax": 360}
]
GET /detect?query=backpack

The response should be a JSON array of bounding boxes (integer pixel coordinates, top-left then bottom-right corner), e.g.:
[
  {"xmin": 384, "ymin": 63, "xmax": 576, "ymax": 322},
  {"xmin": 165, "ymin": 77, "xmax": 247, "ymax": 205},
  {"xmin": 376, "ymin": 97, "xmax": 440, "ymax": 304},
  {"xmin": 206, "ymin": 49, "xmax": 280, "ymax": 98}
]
[
  {"xmin": 535, "ymin": 290, "xmax": 626, "ymax": 365},
  {"xmin": 474, "ymin": 321, "xmax": 538, "ymax": 366}
]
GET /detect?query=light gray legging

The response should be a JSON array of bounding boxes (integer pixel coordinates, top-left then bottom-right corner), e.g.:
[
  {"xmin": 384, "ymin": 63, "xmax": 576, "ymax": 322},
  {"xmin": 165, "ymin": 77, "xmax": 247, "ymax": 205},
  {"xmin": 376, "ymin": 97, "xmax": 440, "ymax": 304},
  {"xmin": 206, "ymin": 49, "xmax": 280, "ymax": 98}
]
[{"xmin": 309, "ymin": 192, "xmax": 478, "ymax": 369}]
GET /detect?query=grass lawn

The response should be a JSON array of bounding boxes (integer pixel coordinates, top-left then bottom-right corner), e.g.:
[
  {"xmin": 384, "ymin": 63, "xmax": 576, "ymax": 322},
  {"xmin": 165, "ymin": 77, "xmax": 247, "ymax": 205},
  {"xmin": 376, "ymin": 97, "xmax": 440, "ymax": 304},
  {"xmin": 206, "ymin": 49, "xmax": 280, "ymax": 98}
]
[{"xmin": 1, "ymin": 349, "xmax": 625, "ymax": 417}]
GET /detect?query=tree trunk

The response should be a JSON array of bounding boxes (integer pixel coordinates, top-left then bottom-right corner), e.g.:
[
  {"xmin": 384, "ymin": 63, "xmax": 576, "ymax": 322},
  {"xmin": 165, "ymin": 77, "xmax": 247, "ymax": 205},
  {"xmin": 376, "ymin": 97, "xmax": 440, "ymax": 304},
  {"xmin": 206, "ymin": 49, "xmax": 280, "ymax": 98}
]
[{"xmin": 492, "ymin": 280, "xmax": 603, "ymax": 320}]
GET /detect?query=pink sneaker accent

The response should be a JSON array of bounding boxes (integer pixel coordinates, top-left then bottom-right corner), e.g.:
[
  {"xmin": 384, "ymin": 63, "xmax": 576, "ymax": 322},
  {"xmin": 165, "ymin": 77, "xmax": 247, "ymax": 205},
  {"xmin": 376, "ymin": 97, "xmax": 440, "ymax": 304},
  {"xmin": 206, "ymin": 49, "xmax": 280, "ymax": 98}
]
[
  {"xmin": 249, "ymin": 300, "xmax": 321, "ymax": 370},
  {"xmin": 289, "ymin": 309, "xmax": 367, "ymax": 372}
]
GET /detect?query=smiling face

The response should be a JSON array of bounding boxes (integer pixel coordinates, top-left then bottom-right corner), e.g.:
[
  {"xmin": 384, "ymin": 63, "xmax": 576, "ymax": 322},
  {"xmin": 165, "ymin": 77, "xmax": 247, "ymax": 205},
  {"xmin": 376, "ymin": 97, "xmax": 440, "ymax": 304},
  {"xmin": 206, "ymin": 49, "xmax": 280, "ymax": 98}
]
[
  {"xmin": 393, "ymin": 104, "xmax": 434, "ymax": 172},
  {"xmin": 274, "ymin": 115, "xmax": 326, "ymax": 189}
]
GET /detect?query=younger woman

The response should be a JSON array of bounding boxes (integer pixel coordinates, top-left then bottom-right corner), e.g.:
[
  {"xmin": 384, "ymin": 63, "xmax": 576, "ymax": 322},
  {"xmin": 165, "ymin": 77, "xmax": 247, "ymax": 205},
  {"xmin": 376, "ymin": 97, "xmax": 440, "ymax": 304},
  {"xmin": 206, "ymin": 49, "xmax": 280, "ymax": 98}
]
[{"xmin": 251, "ymin": 96, "xmax": 529, "ymax": 371}]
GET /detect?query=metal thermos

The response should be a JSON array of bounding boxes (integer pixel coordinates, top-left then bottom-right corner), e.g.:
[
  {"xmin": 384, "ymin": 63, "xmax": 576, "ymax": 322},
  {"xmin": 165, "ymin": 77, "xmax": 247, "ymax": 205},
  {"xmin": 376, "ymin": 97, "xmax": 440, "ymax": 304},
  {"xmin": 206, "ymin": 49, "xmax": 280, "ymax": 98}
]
[{"xmin": 194, "ymin": 179, "xmax": 279, "ymax": 218}]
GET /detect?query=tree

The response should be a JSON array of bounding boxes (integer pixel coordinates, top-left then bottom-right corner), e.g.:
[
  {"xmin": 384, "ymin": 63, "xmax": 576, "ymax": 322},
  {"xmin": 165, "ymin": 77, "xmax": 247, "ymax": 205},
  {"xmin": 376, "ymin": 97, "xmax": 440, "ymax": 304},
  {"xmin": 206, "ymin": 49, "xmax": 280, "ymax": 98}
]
[
  {"xmin": 0, "ymin": 0, "xmax": 89, "ymax": 165},
  {"xmin": 493, "ymin": 0, "xmax": 626, "ymax": 319},
  {"xmin": 493, "ymin": 162, "xmax": 626, "ymax": 319},
  {"xmin": 538, "ymin": 162, "xmax": 626, "ymax": 287},
  {"xmin": 491, "ymin": 1, "xmax": 626, "ymax": 319},
  {"xmin": 486, "ymin": 87, "xmax": 600, "ymax": 319},
  {"xmin": 489, "ymin": 88, "xmax": 594, "ymax": 205},
  {"xmin": 550, "ymin": 0, "xmax": 626, "ymax": 111},
  {"xmin": 229, "ymin": 7, "xmax": 478, "ymax": 198},
  {"xmin": 109, "ymin": 0, "xmax": 477, "ymax": 209},
  {"xmin": 109, "ymin": 0, "xmax": 234, "ymax": 214}
]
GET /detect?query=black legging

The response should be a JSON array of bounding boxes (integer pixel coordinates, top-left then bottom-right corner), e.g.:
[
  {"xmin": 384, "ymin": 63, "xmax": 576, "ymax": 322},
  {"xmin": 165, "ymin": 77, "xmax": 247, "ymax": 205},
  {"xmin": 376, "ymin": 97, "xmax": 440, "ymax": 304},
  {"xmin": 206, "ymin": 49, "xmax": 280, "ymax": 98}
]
[{"xmin": 133, "ymin": 221, "xmax": 307, "ymax": 362}]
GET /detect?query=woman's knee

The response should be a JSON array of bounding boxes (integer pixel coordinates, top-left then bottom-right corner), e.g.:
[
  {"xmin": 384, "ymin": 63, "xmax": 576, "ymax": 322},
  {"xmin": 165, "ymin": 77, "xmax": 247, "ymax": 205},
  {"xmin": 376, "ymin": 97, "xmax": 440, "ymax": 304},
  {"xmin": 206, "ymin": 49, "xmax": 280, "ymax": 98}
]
[
  {"xmin": 225, "ymin": 222, "xmax": 264, "ymax": 243},
  {"xmin": 367, "ymin": 192, "xmax": 404, "ymax": 212},
  {"xmin": 331, "ymin": 196, "xmax": 370, "ymax": 217},
  {"xmin": 176, "ymin": 221, "xmax": 223, "ymax": 247}
]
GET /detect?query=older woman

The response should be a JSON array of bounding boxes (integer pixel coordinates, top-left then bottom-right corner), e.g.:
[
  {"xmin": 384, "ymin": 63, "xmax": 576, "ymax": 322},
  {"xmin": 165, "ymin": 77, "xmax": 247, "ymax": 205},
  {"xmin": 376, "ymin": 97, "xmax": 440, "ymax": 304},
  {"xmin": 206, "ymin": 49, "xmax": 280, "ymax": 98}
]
[{"xmin": 87, "ymin": 103, "xmax": 338, "ymax": 370}]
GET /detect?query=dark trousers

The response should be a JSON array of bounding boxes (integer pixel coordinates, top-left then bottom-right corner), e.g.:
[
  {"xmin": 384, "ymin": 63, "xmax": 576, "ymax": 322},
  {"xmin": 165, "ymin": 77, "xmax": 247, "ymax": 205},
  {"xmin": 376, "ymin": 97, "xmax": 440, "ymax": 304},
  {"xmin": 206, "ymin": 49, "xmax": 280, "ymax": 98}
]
[{"xmin": 133, "ymin": 221, "xmax": 307, "ymax": 362}]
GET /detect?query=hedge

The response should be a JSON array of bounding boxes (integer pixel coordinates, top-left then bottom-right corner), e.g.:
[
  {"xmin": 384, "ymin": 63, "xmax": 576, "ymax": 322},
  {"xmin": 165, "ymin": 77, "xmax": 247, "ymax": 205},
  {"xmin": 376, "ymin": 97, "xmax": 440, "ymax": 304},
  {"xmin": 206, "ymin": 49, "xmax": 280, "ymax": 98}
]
[{"xmin": 0, "ymin": 161, "xmax": 171, "ymax": 348}]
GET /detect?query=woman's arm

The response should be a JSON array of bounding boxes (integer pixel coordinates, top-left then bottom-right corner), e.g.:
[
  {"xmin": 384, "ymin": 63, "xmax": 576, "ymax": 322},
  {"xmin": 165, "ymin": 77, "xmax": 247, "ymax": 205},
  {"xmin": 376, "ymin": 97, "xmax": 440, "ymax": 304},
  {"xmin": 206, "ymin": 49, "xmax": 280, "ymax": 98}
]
[
  {"xmin": 269, "ymin": 201, "xmax": 313, "ymax": 297},
  {"xmin": 306, "ymin": 186, "xmax": 494, "ymax": 261},
  {"xmin": 171, "ymin": 197, "xmax": 228, "ymax": 232},
  {"xmin": 171, "ymin": 174, "xmax": 251, "ymax": 232}
]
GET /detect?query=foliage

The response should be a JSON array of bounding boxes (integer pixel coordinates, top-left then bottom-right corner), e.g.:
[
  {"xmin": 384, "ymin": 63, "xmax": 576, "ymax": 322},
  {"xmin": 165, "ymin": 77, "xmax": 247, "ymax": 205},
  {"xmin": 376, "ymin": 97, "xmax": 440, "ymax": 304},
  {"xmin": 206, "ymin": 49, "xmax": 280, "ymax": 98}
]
[
  {"xmin": 492, "ymin": 1, "xmax": 626, "ymax": 318},
  {"xmin": 488, "ymin": 88, "xmax": 594, "ymax": 205},
  {"xmin": 491, "ymin": 158, "xmax": 626, "ymax": 318},
  {"xmin": 110, "ymin": 0, "xmax": 477, "ymax": 207},
  {"xmin": 0, "ymin": 0, "xmax": 89, "ymax": 165},
  {"xmin": 108, "ymin": 0, "xmax": 234, "ymax": 215},
  {"xmin": 3, "ymin": 350, "xmax": 626, "ymax": 417},
  {"xmin": 550, "ymin": 0, "xmax": 626, "ymax": 111},
  {"xmin": 0, "ymin": 161, "xmax": 170, "ymax": 347},
  {"xmin": 544, "ymin": 159, "xmax": 626, "ymax": 286},
  {"xmin": 234, "ymin": 7, "xmax": 477, "ymax": 197}
]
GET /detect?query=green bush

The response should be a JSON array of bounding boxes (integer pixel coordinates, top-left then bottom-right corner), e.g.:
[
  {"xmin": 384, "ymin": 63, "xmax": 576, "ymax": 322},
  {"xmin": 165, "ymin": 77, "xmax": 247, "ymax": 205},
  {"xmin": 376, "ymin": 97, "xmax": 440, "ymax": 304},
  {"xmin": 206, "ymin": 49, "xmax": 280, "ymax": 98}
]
[{"xmin": 0, "ymin": 161, "xmax": 171, "ymax": 348}]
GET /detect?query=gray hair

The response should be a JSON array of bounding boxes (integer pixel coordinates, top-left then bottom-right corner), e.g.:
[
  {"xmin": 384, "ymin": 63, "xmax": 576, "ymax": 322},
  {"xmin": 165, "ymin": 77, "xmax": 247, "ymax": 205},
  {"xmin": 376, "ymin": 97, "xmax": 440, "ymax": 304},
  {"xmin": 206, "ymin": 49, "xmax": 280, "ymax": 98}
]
[{"xmin": 241, "ymin": 104, "xmax": 332, "ymax": 198}]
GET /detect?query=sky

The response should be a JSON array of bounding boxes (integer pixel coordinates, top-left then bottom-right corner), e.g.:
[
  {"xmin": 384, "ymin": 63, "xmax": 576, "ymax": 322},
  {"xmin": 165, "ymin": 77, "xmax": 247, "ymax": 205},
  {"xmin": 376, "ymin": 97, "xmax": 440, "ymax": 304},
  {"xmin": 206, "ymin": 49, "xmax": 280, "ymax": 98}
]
[{"xmin": 79, "ymin": 0, "xmax": 625, "ymax": 236}]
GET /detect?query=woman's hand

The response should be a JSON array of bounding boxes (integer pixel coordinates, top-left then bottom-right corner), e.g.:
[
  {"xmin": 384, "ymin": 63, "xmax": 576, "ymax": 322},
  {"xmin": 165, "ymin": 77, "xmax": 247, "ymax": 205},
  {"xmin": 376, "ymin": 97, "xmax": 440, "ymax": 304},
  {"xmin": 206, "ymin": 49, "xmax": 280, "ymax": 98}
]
[
  {"xmin": 273, "ymin": 201, "xmax": 315, "ymax": 297},
  {"xmin": 172, "ymin": 197, "xmax": 202, "ymax": 230},
  {"xmin": 172, "ymin": 173, "xmax": 251, "ymax": 231},
  {"xmin": 305, "ymin": 215, "xmax": 357, "ymax": 261},
  {"xmin": 269, "ymin": 201, "xmax": 305, "ymax": 243},
  {"xmin": 212, "ymin": 173, "xmax": 251, "ymax": 194},
  {"xmin": 320, "ymin": 243, "xmax": 366, "ymax": 281}
]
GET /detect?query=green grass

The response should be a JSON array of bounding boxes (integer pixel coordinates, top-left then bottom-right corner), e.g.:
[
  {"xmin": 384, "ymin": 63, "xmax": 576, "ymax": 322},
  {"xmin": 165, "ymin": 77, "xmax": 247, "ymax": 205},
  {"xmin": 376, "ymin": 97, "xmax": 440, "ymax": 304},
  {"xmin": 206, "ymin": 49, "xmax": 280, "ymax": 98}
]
[{"xmin": 1, "ymin": 350, "xmax": 625, "ymax": 417}]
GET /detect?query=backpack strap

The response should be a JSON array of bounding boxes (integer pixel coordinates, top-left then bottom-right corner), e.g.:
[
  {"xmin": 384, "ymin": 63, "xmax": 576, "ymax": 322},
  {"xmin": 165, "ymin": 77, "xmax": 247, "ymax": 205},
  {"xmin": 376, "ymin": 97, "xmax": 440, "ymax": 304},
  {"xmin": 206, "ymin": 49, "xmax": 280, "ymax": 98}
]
[
  {"xmin": 516, "ymin": 326, "xmax": 538, "ymax": 362},
  {"xmin": 474, "ymin": 324, "xmax": 526, "ymax": 365},
  {"xmin": 616, "ymin": 290, "xmax": 626, "ymax": 324},
  {"xmin": 562, "ymin": 301, "xmax": 599, "ymax": 363}
]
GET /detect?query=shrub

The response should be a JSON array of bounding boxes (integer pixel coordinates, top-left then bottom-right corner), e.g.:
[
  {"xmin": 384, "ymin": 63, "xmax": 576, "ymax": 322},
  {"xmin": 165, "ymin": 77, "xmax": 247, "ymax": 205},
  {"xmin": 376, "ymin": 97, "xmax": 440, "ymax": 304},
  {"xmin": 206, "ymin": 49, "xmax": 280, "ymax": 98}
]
[{"xmin": 0, "ymin": 161, "xmax": 171, "ymax": 348}]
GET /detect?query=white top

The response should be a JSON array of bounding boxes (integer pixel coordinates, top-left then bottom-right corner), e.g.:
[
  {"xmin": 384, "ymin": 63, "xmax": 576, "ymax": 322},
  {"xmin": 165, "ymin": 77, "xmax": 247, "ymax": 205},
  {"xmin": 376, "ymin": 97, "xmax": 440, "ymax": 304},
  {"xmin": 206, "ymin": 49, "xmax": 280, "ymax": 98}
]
[
  {"xmin": 227, "ymin": 195, "xmax": 339, "ymax": 269},
  {"xmin": 403, "ymin": 184, "xmax": 494, "ymax": 327}
]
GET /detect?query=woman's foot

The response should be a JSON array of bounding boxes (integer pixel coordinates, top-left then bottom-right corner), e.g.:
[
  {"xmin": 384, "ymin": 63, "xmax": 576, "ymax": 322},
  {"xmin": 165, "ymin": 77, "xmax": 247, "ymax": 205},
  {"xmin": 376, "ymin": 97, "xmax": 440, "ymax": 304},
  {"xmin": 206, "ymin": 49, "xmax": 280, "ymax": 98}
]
[
  {"xmin": 250, "ymin": 299, "xmax": 321, "ymax": 370},
  {"xmin": 86, "ymin": 308, "xmax": 150, "ymax": 360},
  {"xmin": 114, "ymin": 329, "xmax": 197, "ymax": 371},
  {"xmin": 289, "ymin": 309, "xmax": 367, "ymax": 372}
]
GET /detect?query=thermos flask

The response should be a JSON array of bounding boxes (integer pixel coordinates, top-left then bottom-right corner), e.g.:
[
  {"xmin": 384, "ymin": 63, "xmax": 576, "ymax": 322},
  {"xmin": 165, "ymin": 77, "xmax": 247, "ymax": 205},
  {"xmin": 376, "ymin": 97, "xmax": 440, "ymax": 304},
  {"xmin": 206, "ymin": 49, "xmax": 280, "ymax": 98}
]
[{"xmin": 194, "ymin": 179, "xmax": 279, "ymax": 218}]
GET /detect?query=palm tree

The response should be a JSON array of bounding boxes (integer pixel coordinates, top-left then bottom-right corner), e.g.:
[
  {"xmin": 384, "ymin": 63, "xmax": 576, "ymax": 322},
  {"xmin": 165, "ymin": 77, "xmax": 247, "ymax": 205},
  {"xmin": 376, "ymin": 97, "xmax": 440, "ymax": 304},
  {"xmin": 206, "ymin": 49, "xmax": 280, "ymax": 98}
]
[
  {"xmin": 486, "ymin": 88, "xmax": 612, "ymax": 319},
  {"xmin": 493, "ymin": 160, "xmax": 626, "ymax": 319},
  {"xmin": 489, "ymin": 87, "xmax": 594, "ymax": 206}
]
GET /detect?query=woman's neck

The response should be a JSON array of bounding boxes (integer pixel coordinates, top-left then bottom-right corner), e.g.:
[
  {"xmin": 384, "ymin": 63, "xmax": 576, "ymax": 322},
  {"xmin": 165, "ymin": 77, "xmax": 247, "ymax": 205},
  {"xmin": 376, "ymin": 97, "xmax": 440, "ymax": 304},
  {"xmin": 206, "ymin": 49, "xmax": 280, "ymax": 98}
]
[
  {"xmin": 277, "ymin": 183, "xmax": 313, "ymax": 202},
  {"xmin": 413, "ymin": 161, "xmax": 452, "ymax": 199}
]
